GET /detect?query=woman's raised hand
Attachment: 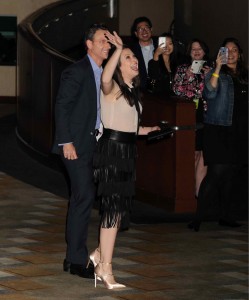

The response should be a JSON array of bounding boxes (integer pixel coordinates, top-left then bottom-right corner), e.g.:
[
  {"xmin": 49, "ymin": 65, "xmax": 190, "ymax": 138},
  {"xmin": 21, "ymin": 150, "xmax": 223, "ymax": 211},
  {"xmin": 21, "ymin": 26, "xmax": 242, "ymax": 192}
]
[
  {"xmin": 215, "ymin": 51, "xmax": 223, "ymax": 69},
  {"xmin": 153, "ymin": 45, "xmax": 166, "ymax": 60},
  {"xmin": 105, "ymin": 31, "xmax": 123, "ymax": 49}
]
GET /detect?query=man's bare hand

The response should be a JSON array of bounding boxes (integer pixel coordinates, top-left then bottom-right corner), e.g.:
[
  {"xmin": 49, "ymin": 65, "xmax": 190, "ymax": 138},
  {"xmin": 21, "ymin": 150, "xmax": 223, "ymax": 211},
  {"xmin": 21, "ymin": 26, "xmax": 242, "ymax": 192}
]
[{"xmin": 63, "ymin": 143, "xmax": 78, "ymax": 160}]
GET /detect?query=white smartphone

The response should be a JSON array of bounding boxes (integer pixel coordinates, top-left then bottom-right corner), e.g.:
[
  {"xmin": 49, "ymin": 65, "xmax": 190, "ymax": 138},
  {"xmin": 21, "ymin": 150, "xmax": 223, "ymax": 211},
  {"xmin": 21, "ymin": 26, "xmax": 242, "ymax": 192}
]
[
  {"xmin": 190, "ymin": 60, "xmax": 206, "ymax": 74},
  {"xmin": 158, "ymin": 36, "xmax": 166, "ymax": 48},
  {"xmin": 219, "ymin": 47, "xmax": 228, "ymax": 64}
]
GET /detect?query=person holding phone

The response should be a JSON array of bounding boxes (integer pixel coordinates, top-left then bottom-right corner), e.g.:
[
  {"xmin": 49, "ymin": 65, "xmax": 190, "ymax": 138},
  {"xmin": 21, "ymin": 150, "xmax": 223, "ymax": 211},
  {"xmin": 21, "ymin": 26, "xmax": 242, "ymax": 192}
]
[
  {"xmin": 173, "ymin": 38, "xmax": 211, "ymax": 199},
  {"xmin": 147, "ymin": 32, "xmax": 181, "ymax": 95},
  {"xmin": 188, "ymin": 37, "xmax": 248, "ymax": 231}
]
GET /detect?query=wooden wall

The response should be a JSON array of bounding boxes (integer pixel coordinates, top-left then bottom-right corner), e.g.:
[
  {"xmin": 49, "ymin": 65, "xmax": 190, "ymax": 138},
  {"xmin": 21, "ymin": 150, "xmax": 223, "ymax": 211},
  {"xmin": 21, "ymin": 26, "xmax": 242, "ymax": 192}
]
[{"xmin": 174, "ymin": 0, "xmax": 248, "ymax": 64}]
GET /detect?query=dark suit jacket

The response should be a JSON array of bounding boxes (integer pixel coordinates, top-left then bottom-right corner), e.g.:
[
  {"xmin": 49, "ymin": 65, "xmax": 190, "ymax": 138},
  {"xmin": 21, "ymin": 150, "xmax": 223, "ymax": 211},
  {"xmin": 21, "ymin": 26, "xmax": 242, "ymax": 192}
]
[
  {"xmin": 130, "ymin": 37, "xmax": 158, "ymax": 90},
  {"xmin": 52, "ymin": 55, "xmax": 97, "ymax": 156}
]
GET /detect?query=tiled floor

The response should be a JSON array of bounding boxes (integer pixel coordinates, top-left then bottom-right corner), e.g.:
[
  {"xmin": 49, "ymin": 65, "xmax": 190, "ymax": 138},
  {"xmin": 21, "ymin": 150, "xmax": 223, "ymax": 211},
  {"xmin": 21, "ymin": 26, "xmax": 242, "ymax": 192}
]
[
  {"xmin": 0, "ymin": 104, "xmax": 248, "ymax": 300},
  {"xmin": 0, "ymin": 172, "xmax": 248, "ymax": 300}
]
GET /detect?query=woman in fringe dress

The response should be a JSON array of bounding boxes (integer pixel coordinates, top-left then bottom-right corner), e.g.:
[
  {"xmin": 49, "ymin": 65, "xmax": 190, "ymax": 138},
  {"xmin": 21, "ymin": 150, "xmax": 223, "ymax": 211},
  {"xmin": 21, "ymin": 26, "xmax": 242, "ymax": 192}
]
[{"xmin": 90, "ymin": 31, "xmax": 160, "ymax": 289}]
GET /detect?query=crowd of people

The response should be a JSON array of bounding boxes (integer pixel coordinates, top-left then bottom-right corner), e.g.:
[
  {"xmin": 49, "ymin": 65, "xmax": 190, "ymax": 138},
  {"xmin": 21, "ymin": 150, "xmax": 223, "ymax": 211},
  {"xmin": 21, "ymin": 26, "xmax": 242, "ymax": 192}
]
[
  {"xmin": 128, "ymin": 17, "xmax": 247, "ymax": 232},
  {"xmin": 52, "ymin": 17, "xmax": 248, "ymax": 289}
]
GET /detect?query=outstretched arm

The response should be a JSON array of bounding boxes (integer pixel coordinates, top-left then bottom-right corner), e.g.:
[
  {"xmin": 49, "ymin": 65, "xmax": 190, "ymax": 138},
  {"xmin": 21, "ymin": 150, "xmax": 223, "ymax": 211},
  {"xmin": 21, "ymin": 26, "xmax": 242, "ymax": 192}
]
[
  {"xmin": 138, "ymin": 125, "xmax": 161, "ymax": 135},
  {"xmin": 101, "ymin": 31, "xmax": 123, "ymax": 95}
]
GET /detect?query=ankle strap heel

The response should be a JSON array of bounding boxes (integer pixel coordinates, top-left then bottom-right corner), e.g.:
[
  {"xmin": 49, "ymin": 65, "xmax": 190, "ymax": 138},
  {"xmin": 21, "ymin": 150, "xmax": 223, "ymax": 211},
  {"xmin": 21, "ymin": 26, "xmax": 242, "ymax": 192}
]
[{"xmin": 94, "ymin": 261, "xmax": 125, "ymax": 289}]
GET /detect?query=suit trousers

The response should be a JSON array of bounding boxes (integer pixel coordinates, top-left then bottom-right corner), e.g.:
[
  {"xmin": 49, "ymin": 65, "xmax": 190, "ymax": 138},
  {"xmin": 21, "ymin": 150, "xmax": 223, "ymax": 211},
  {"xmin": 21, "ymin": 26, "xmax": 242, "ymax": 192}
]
[{"xmin": 62, "ymin": 152, "xmax": 95, "ymax": 265}]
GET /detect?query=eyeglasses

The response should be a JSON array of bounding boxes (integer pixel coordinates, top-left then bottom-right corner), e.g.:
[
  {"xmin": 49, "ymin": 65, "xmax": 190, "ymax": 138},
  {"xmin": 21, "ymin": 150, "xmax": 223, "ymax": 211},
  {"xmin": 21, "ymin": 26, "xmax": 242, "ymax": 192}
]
[{"xmin": 136, "ymin": 26, "xmax": 151, "ymax": 33}]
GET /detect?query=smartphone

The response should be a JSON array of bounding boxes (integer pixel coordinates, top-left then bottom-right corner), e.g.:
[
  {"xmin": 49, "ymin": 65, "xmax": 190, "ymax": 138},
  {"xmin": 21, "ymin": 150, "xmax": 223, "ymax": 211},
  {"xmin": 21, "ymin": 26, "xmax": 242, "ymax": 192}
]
[
  {"xmin": 219, "ymin": 47, "xmax": 228, "ymax": 64},
  {"xmin": 158, "ymin": 36, "xmax": 166, "ymax": 48},
  {"xmin": 190, "ymin": 60, "xmax": 206, "ymax": 74}
]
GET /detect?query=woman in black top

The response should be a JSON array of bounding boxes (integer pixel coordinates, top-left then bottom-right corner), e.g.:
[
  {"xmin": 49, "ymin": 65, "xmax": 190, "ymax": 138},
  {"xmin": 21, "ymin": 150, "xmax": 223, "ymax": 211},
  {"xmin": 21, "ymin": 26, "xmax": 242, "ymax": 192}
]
[{"xmin": 148, "ymin": 33, "xmax": 179, "ymax": 96}]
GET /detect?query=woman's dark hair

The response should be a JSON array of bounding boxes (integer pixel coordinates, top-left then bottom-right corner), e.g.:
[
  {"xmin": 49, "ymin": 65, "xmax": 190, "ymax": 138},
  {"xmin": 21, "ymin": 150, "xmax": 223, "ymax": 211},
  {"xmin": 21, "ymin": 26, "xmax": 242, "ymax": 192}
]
[
  {"xmin": 220, "ymin": 37, "xmax": 248, "ymax": 83},
  {"xmin": 113, "ymin": 46, "xmax": 141, "ymax": 106},
  {"xmin": 185, "ymin": 38, "xmax": 210, "ymax": 65}
]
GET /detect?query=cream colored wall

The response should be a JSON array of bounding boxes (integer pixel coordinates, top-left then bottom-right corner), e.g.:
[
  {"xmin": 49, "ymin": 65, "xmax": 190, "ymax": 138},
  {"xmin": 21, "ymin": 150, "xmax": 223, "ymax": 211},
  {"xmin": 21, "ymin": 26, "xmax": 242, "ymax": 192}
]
[
  {"xmin": 119, "ymin": 0, "xmax": 174, "ymax": 36},
  {"xmin": 0, "ymin": 0, "xmax": 59, "ymax": 23},
  {"xmin": 0, "ymin": 67, "xmax": 16, "ymax": 97},
  {"xmin": 0, "ymin": 0, "xmax": 59, "ymax": 97}
]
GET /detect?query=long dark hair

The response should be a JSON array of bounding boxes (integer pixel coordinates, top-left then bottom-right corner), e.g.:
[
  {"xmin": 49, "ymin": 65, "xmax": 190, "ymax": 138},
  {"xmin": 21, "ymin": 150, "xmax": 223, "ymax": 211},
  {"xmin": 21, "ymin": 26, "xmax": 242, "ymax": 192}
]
[
  {"xmin": 113, "ymin": 46, "xmax": 141, "ymax": 106},
  {"xmin": 220, "ymin": 37, "xmax": 248, "ymax": 84}
]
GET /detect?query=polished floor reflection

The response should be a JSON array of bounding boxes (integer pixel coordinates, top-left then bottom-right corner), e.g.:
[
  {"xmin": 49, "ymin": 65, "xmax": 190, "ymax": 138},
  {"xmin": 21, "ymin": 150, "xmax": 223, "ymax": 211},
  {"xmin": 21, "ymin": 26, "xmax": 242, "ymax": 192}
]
[{"xmin": 0, "ymin": 104, "xmax": 248, "ymax": 300}]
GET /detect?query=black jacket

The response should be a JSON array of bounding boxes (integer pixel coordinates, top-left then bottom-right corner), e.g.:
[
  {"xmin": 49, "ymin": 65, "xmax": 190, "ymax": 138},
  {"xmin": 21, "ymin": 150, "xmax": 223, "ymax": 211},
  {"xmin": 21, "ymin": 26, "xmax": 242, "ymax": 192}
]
[
  {"xmin": 52, "ymin": 55, "xmax": 97, "ymax": 156},
  {"xmin": 130, "ymin": 37, "xmax": 158, "ymax": 90}
]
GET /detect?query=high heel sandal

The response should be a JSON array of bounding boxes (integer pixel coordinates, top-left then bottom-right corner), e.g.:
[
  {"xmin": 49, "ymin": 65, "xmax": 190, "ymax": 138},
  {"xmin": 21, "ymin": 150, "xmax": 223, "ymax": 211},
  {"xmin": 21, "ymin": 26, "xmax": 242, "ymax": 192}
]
[
  {"xmin": 86, "ymin": 248, "xmax": 100, "ymax": 268},
  {"xmin": 86, "ymin": 248, "xmax": 102, "ymax": 281},
  {"xmin": 94, "ymin": 262, "xmax": 126, "ymax": 289}
]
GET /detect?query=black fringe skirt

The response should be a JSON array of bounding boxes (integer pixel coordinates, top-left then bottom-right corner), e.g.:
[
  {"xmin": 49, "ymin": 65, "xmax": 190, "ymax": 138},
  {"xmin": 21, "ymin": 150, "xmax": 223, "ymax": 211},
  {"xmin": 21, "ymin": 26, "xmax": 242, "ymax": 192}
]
[{"xmin": 93, "ymin": 129, "xmax": 137, "ymax": 230}]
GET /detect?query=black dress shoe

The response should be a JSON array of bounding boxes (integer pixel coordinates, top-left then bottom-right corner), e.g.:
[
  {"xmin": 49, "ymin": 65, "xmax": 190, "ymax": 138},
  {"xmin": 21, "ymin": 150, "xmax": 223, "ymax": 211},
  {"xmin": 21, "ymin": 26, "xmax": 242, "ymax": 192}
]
[
  {"xmin": 188, "ymin": 220, "xmax": 201, "ymax": 232},
  {"xmin": 64, "ymin": 258, "xmax": 94, "ymax": 271},
  {"xmin": 70, "ymin": 263, "xmax": 94, "ymax": 279},
  {"xmin": 218, "ymin": 219, "xmax": 242, "ymax": 227},
  {"xmin": 63, "ymin": 259, "xmax": 71, "ymax": 272}
]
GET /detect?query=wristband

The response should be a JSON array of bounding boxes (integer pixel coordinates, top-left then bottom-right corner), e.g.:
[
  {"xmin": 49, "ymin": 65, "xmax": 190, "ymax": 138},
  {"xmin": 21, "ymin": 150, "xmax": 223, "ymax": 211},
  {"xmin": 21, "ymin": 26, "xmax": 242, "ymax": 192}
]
[{"xmin": 212, "ymin": 73, "xmax": 219, "ymax": 78}]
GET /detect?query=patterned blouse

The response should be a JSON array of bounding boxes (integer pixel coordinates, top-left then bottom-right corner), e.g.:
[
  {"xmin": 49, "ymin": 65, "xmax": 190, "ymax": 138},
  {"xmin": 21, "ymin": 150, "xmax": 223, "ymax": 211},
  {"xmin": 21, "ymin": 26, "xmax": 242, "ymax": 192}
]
[{"xmin": 172, "ymin": 64, "xmax": 205, "ymax": 99}]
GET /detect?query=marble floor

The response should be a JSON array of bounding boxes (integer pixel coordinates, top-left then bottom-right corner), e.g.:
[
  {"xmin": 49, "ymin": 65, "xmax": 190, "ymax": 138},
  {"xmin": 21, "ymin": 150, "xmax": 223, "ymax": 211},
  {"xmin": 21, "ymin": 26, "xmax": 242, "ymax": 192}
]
[{"xmin": 0, "ymin": 104, "xmax": 248, "ymax": 300}]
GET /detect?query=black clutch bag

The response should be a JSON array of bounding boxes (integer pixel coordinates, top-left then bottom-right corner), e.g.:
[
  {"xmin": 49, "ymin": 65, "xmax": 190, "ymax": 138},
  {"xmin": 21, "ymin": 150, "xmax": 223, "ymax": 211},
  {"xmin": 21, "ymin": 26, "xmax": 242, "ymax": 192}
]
[{"xmin": 147, "ymin": 127, "xmax": 174, "ymax": 142}]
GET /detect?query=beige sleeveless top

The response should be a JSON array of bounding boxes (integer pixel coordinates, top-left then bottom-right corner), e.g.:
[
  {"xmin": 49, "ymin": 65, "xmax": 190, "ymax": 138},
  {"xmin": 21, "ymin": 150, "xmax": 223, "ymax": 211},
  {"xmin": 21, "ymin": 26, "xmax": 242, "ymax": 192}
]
[{"xmin": 100, "ymin": 81, "xmax": 142, "ymax": 133}]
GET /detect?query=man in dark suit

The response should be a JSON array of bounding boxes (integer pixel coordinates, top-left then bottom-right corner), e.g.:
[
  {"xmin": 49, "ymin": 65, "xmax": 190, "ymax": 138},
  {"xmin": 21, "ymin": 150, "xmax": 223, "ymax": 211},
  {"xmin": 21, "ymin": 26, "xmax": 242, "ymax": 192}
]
[
  {"xmin": 53, "ymin": 23, "xmax": 111, "ymax": 279},
  {"xmin": 130, "ymin": 16, "xmax": 158, "ymax": 90}
]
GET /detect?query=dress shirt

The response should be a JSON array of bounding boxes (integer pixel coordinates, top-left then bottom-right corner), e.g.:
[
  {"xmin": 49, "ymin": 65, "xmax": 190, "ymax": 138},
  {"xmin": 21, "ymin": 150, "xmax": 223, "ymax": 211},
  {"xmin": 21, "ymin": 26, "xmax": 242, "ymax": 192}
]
[
  {"xmin": 140, "ymin": 42, "xmax": 154, "ymax": 72},
  {"xmin": 87, "ymin": 54, "xmax": 103, "ymax": 129}
]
